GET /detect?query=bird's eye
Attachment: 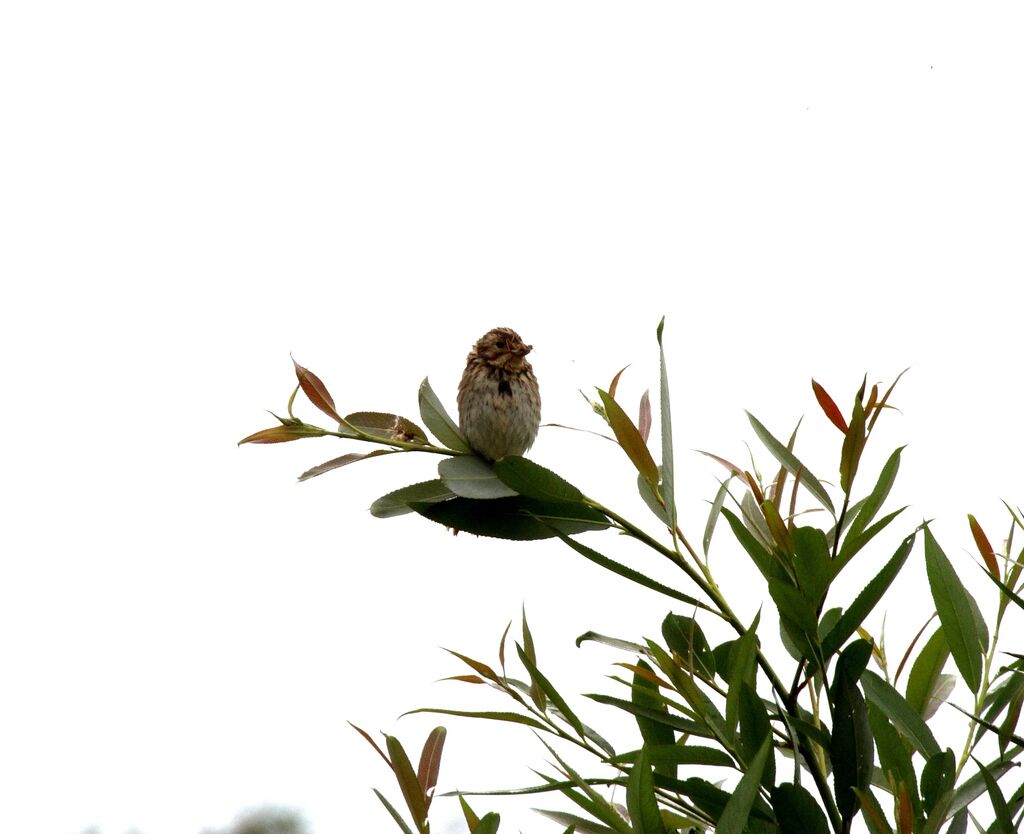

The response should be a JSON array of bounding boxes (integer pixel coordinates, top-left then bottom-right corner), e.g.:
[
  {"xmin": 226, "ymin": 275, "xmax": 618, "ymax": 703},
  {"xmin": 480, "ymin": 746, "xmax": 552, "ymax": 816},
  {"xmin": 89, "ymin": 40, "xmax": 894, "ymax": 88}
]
[{"xmin": 495, "ymin": 340, "xmax": 506, "ymax": 349}]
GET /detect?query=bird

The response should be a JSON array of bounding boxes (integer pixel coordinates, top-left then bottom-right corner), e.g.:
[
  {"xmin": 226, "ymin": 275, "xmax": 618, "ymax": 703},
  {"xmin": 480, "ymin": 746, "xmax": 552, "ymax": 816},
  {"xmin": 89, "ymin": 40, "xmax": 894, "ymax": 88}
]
[{"xmin": 457, "ymin": 327, "xmax": 541, "ymax": 461}]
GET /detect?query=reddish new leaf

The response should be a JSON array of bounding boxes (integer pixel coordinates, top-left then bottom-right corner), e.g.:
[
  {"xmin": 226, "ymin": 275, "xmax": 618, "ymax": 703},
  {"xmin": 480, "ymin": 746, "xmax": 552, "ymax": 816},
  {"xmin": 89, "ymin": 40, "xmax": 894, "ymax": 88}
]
[
  {"xmin": 292, "ymin": 357, "xmax": 343, "ymax": 423},
  {"xmin": 638, "ymin": 389, "xmax": 652, "ymax": 444},
  {"xmin": 417, "ymin": 726, "xmax": 447, "ymax": 808},
  {"xmin": 608, "ymin": 364, "xmax": 630, "ymax": 399},
  {"xmin": 697, "ymin": 450, "xmax": 745, "ymax": 478},
  {"xmin": 812, "ymin": 379, "xmax": 848, "ymax": 433},
  {"xmin": 969, "ymin": 514, "xmax": 1000, "ymax": 580},
  {"xmin": 238, "ymin": 424, "xmax": 326, "ymax": 444},
  {"xmin": 348, "ymin": 722, "xmax": 392, "ymax": 770}
]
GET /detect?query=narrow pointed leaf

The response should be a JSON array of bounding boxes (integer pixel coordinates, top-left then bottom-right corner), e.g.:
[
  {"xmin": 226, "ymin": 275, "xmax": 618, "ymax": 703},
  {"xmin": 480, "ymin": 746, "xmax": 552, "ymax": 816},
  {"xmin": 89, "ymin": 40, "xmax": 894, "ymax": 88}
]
[
  {"xmin": 637, "ymin": 472, "xmax": 669, "ymax": 525},
  {"xmin": 812, "ymin": 379, "xmax": 849, "ymax": 433},
  {"xmin": 844, "ymin": 446, "xmax": 904, "ymax": 544},
  {"xmin": 597, "ymin": 388, "xmax": 659, "ymax": 488},
  {"xmin": 418, "ymin": 377, "xmax": 470, "ymax": 452},
  {"xmin": 831, "ymin": 663, "xmax": 874, "ymax": 825},
  {"xmin": 656, "ymin": 318, "xmax": 677, "ymax": 533},
  {"xmin": 626, "ymin": 746, "xmax": 669, "ymax": 834},
  {"xmin": 905, "ymin": 627, "xmax": 951, "ymax": 720},
  {"xmin": 840, "ymin": 397, "xmax": 867, "ymax": 495},
  {"xmin": 610, "ymin": 744, "xmax": 733, "ymax": 768},
  {"xmin": 631, "ymin": 662, "xmax": 675, "ymax": 776},
  {"xmin": 535, "ymin": 811, "xmax": 618, "ymax": 834},
  {"xmin": 721, "ymin": 507, "xmax": 774, "ymax": 581},
  {"xmin": 517, "ymin": 644, "xmax": 586, "ymax": 736},
  {"xmin": 608, "ymin": 364, "xmax": 630, "ymax": 399},
  {"xmin": 401, "ymin": 708, "xmax": 548, "ymax": 731},
  {"xmin": 850, "ymin": 787, "xmax": 895, "ymax": 834},
  {"xmin": 349, "ymin": 721, "xmax": 393, "ymax": 769},
  {"xmin": 374, "ymin": 789, "xmax": 416, "ymax": 834},
  {"xmin": 968, "ymin": 514, "xmax": 1000, "ymax": 580},
  {"xmin": 861, "ymin": 670, "xmax": 941, "ymax": 759},
  {"xmin": 238, "ymin": 424, "xmax": 327, "ymax": 444},
  {"xmin": 925, "ymin": 527, "xmax": 985, "ymax": 693},
  {"xmin": 292, "ymin": 358, "xmax": 343, "ymax": 422},
  {"xmin": 386, "ymin": 735, "xmax": 429, "ymax": 832},
  {"xmin": 439, "ymin": 456, "xmax": 518, "ymax": 499},
  {"xmin": 298, "ymin": 449, "xmax": 394, "ymax": 481},
  {"xmin": 344, "ymin": 411, "xmax": 429, "ymax": 444},
  {"xmin": 716, "ymin": 738, "xmax": 771, "ymax": 834},
  {"xmin": 746, "ymin": 411, "xmax": 836, "ymax": 516},
  {"xmin": 370, "ymin": 479, "xmax": 455, "ymax": 518},
  {"xmin": 703, "ymin": 476, "xmax": 733, "ymax": 556},
  {"xmin": 638, "ymin": 390, "xmax": 652, "ymax": 444}
]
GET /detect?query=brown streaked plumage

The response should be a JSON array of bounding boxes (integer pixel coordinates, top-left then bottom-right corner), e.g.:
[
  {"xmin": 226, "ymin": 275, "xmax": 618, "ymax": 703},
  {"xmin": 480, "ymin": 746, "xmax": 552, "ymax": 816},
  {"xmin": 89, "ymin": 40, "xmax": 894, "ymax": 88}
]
[{"xmin": 457, "ymin": 327, "xmax": 541, "ymax": 461}]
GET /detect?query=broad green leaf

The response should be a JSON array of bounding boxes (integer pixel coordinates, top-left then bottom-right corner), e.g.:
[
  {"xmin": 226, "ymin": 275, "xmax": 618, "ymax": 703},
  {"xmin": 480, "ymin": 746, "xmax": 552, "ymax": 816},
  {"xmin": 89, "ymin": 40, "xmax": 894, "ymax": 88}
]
[
  {"xmin": 840, "ymin": 396, "xmax": 867, "ymax": 495},
  {"xmin": 417, "ymin": 726, "xmax": 446, "ymax": 807},
  {"xmin": 386, "ymin": 735, "xmax": 429, "ymax": 833},
  {"xmin": 845, "ymin": 446, "xmax": 904, "ymax": 542},
  {"xmin": 771, "ymin": 782, "xmax": 830, "ymax": 834},
  {"xmin": 474, "ymin": 812, "xmax": 501, "ymax": 834},
  {"xmin": 343, "ymin": 411, "xmax": 429, "ymax": 444},
  {"xmin": 656, "ymin": 318, "xmax": 678, "ymax": 533},
  {"xmin": 493, "ymin": 456, "xmax": 585, "ymax": 502},
  {"xmin": 438, "ymin": 456, "xmax": 518, "ymax": 499},
  {"xmin": 924, "ymin": 527, "xmax": 985, "ymax": 693},
  {"xmin": 374, "ymin": 789, "xmax": 416, "ymax": 834},
  {"xmin": 597, "ymin": 388, "xmax": 659, "ymax": 488},
  {"xmin": 820, "ymin": 532, "xmax": 916, "ymax": 663},
  {"xmin": 637, "ymin": 471, "xmax": 670, "ymax": 525},
  {"xmin": 867, "ymin": 704, "xmax": 919, "ymax": 818},
  {"xmin": 725, "ymin": 616, "xmax": 760, "ymax": 738},
  {"xmin": 831, "ymin": 660, "xmax": 875, "ymax": 826},
  {"xmin": 721, "ymin": 508, "xmax": 774, "ymax": 581},
  {"xmin": 410, "ymin": 495, "xmax": 609, "ymax": 539},
  {"xmin": 661, "ymin": 614, "xmax": 716, "ymax": 680},
  {"xmin": 298, "ymin": 449, "xmax": 395, "ymax": 481},
  {"xmin": 905, "ymin": 627, "xmax": 951, "ymax": 720},
  {"xmin": 919, "ymin": 749, "xmax": 955, "ymax": 816},
  {"xmin": 626, "ymin": 746, "xmax": 669, "ymax": 834},
  {"xmin": 550, "ymin": 531, "xmax": 707, "ymax": 609},
  {"xmin": 418, "ymin": 377, "xmax": 470, "ymax": 452},
  {"xmin": 793, "ymin": 525, "xmax": 831, "ymax": 608},
  {"xmin": 861, "ymin": 670, "xmax": 941, "ymax": 760},
  {"xmin": 631, "ymin": 661, "xmax": 675, "ymax": 776},
  {"xmin": 769, "ymin": 578, "xmax": 819, "ymax": 663},
  {"xmin": 703, "ymin": 476, "xmax": 733, "ymax": 556},
  {"xmin": 737, "ymin": 681, "xmax": 775, "ymax": 788},
  {"xmin": 610, "ymin": 744, "xmax": 733, "ymax": 769},
  {"xmin": 746, "ymin": 411, "xmax": 836, "ymax": 516},
  {"xmin": 370, "ymin": 479, "xmax": 455, "ymax": 518},
  {"xmin": 716, "ymin": 738, "xmax": 771, "ymax": 834}
]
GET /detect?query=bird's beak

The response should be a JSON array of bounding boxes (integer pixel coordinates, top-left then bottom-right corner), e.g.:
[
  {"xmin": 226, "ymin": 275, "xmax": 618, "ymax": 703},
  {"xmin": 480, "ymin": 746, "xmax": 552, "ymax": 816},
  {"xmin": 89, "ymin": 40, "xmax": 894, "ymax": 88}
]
[{"xmin": 517, "ymin": 344, "xmax": 533, "ymax": 356}]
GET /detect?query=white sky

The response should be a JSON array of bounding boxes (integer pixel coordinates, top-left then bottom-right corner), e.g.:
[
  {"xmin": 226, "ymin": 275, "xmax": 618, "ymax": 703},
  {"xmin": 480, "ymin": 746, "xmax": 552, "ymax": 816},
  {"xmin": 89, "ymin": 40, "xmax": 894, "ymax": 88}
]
[{"xmin": 3, "ymin": 4, "xmax": 1022, "ymax": 833}]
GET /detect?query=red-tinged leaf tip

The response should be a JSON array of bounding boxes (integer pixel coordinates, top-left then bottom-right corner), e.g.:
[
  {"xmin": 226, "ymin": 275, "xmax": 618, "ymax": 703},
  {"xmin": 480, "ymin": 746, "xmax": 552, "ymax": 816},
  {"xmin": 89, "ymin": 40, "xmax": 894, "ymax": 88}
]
[
  {"xmin": 638, "ymin": 390, "xmax": 652, "ymax": 444},
  {"xmin": 696, "ymin": 450, "xmax": 745, "ymax": 478},
  {"xmin": 608, "ymin": 364, "xmax": 630, "ymax": 400},
  {"xmin": 811, "ymin": 379, "xmax": 849, "ymax": 433},
  {"xmin": 348, "ymin": 722, "xmax": 393, "ymax": 770},
  {"xmin": 291, "ymin": 356, "xmax": 343, "ymax": 423},
  {"xmin": 238, "ymin": 424, "xmax": 326, "ymax": 445},
  {"xmin": 969, "ymin": 514, "xmax": 1000, "ymax": 580}
]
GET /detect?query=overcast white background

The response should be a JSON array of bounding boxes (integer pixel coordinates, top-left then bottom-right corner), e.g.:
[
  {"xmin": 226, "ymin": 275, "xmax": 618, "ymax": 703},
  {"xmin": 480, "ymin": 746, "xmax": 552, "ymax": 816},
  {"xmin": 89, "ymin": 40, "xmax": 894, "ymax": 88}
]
[{"xmin": 3, "ymin": 3, "xmax": 1022, "ymax": 833}]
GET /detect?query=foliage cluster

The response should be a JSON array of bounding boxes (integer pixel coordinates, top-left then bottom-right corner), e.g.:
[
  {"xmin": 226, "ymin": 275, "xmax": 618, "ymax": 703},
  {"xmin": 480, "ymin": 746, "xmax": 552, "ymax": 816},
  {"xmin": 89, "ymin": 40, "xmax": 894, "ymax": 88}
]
[{"xmin": 241, "ymin": 322, "xmax": 1024, "ymax": 834}]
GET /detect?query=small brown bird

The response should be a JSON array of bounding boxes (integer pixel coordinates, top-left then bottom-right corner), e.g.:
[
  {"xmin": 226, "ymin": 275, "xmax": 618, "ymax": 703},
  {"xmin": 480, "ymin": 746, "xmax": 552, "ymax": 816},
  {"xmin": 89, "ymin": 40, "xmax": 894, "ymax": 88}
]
[{"xmin": 457, "ymin": 327, "xmax": 541, "ymax": 461}]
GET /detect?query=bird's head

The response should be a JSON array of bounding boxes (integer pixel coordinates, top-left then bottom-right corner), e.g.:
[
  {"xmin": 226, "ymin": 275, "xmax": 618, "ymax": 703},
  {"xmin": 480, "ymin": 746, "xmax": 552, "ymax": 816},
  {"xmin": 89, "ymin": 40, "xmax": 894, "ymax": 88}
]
[{"xmin": 473, "ymin": 327, "xmax": 532, "ymax": 371}]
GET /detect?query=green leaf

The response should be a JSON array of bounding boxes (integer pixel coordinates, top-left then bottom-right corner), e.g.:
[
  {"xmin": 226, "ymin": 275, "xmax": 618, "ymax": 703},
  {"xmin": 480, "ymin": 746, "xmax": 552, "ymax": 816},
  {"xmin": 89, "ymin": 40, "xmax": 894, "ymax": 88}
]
[
  {"xmin": 474, "ymin": 812, "xmax": 501, "ymax": 834},
  {"xmin": 973, "ymin": 759, "xmax": 1014, "ymax": 834},
  {"xmin": 721, "ymin": 507, "xmax": 775, "ymax": 581},
  {"xmin": 656, "ymin": 318, "xmax": 677, "ymax": 533},
  {"xmin": 737, "ymin": 681, "xmax": 775, "ymax": 788},
  {"xmin": 947, "ymin": 755, "xmax": 1018, "ymax": 817},
  {"xmin": 493, "ymin": 456, "xmax": 585, "ymax": 502},
  {"xmin": 725, "ymin": 615, "xmax": 760, "ymax": 738},
  {"xmin": 831, "ymin": 660, "xmax": 875, "ymax": 826},
  {"xmin": 626, "ymin": 746, "xmax": 669, "ymax": 834},
  {"xmin": 238, "ymin": 423, "xmax": 327, "ymax": 444},
  {"xmin": 771, "ymin": 783, "xmax": 830, "ymax": 834},
  {"xmin": 905, "ymin": 627, "xmax": 951, "ymax": 720},
  {"xmin": 418, "ymin": 377, "xmax": 470, "ymax": 452},
  {"xmin": 516, "ymin": 643, "xmax": 586, "ymax": 736},
  {"xmin": 919, "ymin": 749, "xmax": 955, "ymax": 816},
  {"xmin": 535, "ymin": 810, "xmax": 617, "ymax": 834},
  {"xmin": 401, "ymin": 708, "xmax": 548, "ymax": 731},
  {"xmin": 438, "ymin": 456, "xmax": 518, "ymax": 499},
  {"xmin": 584, "ymin": 694, "xmax": 707, "ymax": 737},
  {"xmin": 553, "ymin": 533, "xmax": 707, "ymax": 609},
  {"xmin": 370, "ymin": 479, "xmax": 455, "ymax": 518},
  {"xmin": 746, "ymin": 411, "xmax": 836, "ymax": 516},
  {"xmin": 861, "ymin": 670, "xmax": 941, "ymax": 760},
  {"xmin": 417, "ymin": 726, "xmax": 446, "ymax": 807},
  {"xmin": 851, "ymin": 787, "xmax": 895, "ymax": 834},
  {"xmin": 631, "ymin": 661, "xmax": 676, "ymax": 777},
  {"xmin": 703, "ymin": 476, "xmax": 733, "ymax": 556},
  {"xmin": 840, "ymin": 396, "xmax": 867, "ymax": 495},
  {"xmin": 374, "ymin": 789, "xmax": 417, "ymax": 834},
  {"xmin": 411, "ymin": 495, "xmax": 609, "ymax": 540},
  {"xmin": 597, "ymin": 388, "xmax": 660, "ymax": 488},
  {"xmin": 610, "ymin": 744, "xmax": 733, "ymax": 769},
  {"xmin": 715, "ymin": 737, "xmax": 771, "ymax": 834},
  {"xmin": 834, "ymin": 507, "xmax": 908, "ymax": 575},
  {"xmin": 769, "ymin": 578, "xmax": 820, "ymax": 663},
  {"xmin": 845, "ymin": 446, "xmax": 904, "ymax": 544},
  {"xmin": 661, "ymin": 614, "xmax": 716, "ymax": 680},
  {"xmin": 867, "ymin": 703, "xmax": 919, "ymax": 818},
  {"xmin": 637, "ymin": 471, "xmax": 669, "ymax": 525},
  {"xmin": 924, "ymin": 527, "xmax": 985, "ymax": 693},
  {"xmin": 386, "ymin": 735, "xmax": 429, "ymax": 833},
  {"xmin": 820, "ymin": 532, "xmax": 916, "ymax": 664},
  {"xmin": 793, "ymin": 525, "xmax": 831, "ymax": 608}
]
